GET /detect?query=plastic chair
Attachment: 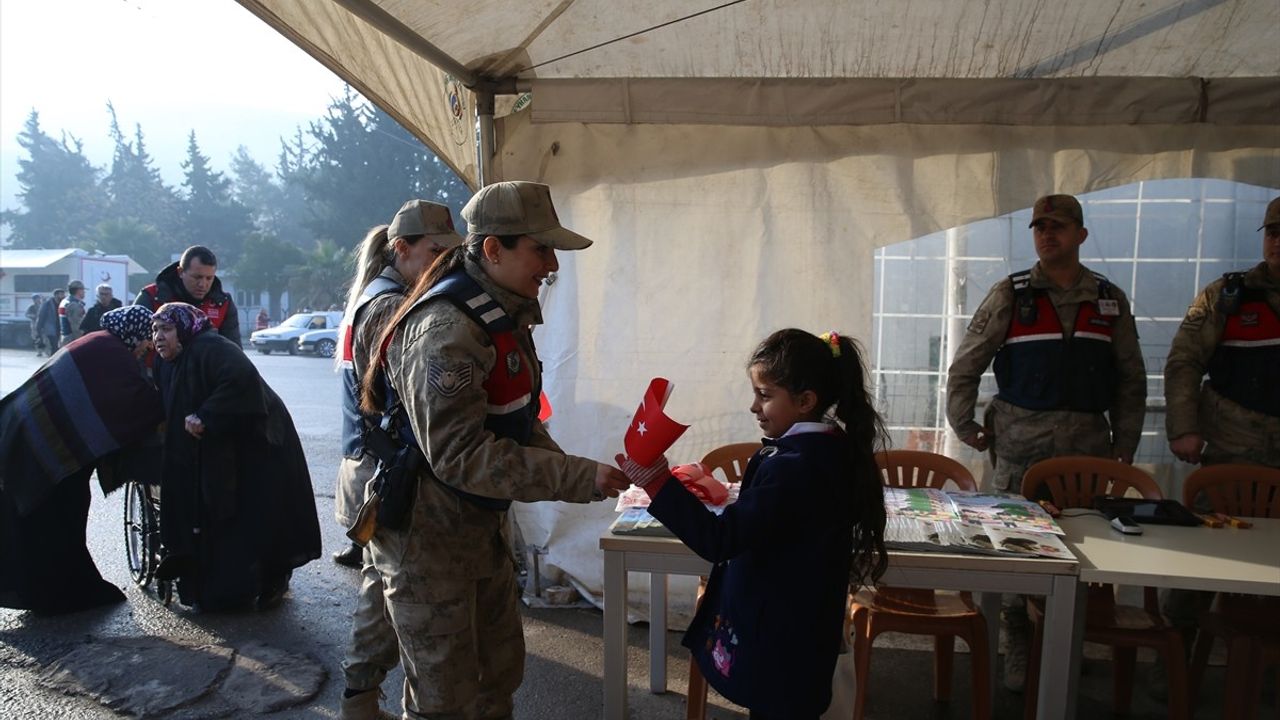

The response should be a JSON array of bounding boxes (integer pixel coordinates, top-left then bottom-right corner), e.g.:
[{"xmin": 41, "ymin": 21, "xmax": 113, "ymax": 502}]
[
  {"xmin": 1020, "ymin": 457, "xmax": 1189, "ymax": 720},
  {"xmin": 1183, "ymin": 464, "xmax": 1280, "ymax": 719},
  {"xmin": 847, "ymin": 450, "xmax": 990, "ymax": 720},
  {"xmin": 684, "ymin": 442, "xmax": 759, "ymax": 720}
]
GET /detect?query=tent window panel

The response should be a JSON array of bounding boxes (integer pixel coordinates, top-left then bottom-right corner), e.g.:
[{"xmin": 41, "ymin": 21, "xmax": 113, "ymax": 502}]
[
  {"xmin": 1134, "ymin": 262, "xmax": 1198, "ymax": 319},
  {"xmin": 1233, "ymin": 209, "xmax": 1270, "ymax": 262},
  {"xmin": 881, "ymin": 258, "xmax": 944, "ymax": 316},
  {"xmin": 1138, "ymin": 179, "xmax": 1202, "ymax": 200},
  {"xmin": 960, "ymin": 260, "xmax": 1012, "ymax": 314},
  {"xmin": 1008, "ymin": 221, "xmax": 1039, "ymax": 265},
  {"xmin": 1082, "ymin": 210, "xmax": 1139, "ymax": 261},
  {"xmin": 877, "ymin": 318, "xmax": 942, "ymax": 372},
  {"xmin": 958, "ymin": 217, "xmax": 1013, "ymax": 259},
  {"xmin": 1085, "ymin": 185, "xmax": 1141, "ymax": 201},
  {"xmin": 876, "ymin": 372, "xmax": 941, "ymax": 427},
  {"xmin": 1138, "ymin": 205, "xmax": 1199, "ymax": 260},
  {"xmin": 1196, "ymin": 260, "xmax": 1240, "ymax": 288},
  {"xmin": 1200, "ymin": 203, "xmax": 1244, "ymax": 260}
]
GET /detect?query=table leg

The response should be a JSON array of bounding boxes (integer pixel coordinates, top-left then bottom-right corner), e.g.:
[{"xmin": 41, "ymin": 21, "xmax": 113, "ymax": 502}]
[
  {"xmin": 980, "ymin": 591, "xmax": 1001, "ymax": 703},
  {"xmin": 1037, "ymin": 575, "xmax": 1085, "ymax": 720},
  {"xmin": 649, "ymin": 572, "xmax": 668, "ymax": 693},
  {"xmin": 604, "ymin": 549, "xmax": 628, "ymax": 720}
]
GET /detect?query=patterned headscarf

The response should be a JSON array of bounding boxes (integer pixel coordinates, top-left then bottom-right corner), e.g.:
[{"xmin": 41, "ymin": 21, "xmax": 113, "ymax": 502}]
[
  {"xmin": 100, "ymin": 305, "xmax": 155, "ymax": 350},
  {"xmin": 153, "ymin": 302, "xmax": 213, "ymax": 344}
]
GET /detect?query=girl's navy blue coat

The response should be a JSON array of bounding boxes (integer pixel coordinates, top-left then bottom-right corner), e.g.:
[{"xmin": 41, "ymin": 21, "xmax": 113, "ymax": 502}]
[{"xmin": 647, "ymin": 430, "xmax": 855, "ymax": 717}]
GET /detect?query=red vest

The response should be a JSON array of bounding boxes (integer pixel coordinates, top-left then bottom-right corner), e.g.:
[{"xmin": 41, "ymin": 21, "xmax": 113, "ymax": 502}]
[
  {"xmin": 1209, "ymin": 282, "xmax": 1280, "ymax": 417},
  {"xmin": 993, "ymin": 272, "xmax": 1118, "ymax": 413}
]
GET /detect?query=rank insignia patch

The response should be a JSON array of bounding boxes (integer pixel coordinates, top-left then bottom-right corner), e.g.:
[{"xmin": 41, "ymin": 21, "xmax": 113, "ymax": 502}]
[{"xmin": 429, "ymin": 361, "xmax": 473, "ymax": 397}]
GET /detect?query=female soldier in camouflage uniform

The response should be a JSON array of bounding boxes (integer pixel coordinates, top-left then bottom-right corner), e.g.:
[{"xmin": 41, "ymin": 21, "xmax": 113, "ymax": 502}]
[{"xmin": 353, "ymin": 182, "xmax": 628, "ymax": 719}]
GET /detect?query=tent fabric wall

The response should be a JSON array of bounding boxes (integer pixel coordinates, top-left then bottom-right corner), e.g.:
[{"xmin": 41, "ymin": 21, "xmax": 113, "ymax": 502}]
[{"xmin": 233, "ymin": 0, "xmax": 1280, "ymax": 623}]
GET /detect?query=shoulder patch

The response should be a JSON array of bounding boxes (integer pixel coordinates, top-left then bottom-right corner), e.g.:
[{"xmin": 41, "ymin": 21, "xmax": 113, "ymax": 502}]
[
  {"xmin": 428, "ymin": 360, "xmax": 473, "ymax": 398},
  {"xmin": 967, "ymin": 309, "xmax": 991, "ymax": 334},
  {"xmin": 1180, "ymin": 305, "xmax": 1206, "ymax": 330}
]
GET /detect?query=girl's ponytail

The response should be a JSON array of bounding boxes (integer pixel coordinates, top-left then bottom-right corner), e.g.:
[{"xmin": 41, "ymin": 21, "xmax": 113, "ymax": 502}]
[{"xmin": 832, "ymin": 335, "xmax": 889, "ymax": 589}]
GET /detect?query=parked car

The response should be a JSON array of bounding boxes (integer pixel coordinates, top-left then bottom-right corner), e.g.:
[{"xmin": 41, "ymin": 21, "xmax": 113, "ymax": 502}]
[
  {"xmin": 297, "ymin": 327, "xmax": 339, "ymax": 358},
  {"xmin": 249, "ymin": 311, "xmax": 342, "ymax": 355}
]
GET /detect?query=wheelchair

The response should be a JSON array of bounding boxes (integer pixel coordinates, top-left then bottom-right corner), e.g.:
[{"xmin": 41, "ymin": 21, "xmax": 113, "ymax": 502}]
[{"xmin": 123, "ymin": 479, "xmax": 172, "ymax": 605}]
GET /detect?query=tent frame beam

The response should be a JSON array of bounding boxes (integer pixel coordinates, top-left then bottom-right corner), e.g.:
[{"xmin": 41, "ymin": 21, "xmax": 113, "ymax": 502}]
[{"xmin": 331, "ymin": 0, "xmax": 516, "ymax": 96}]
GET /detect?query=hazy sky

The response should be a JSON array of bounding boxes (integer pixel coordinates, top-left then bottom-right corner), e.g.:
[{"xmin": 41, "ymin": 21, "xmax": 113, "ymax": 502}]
[{"xmin": 0, "ymin": 0, "xmax": 348, "ymax": 213}]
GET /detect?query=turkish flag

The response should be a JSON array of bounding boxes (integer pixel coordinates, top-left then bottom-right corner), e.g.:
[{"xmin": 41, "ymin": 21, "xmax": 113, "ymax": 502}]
[
  {"xmin": 624, "ymin": 378, "xmax": 689, "ymax": 466},
  {"xmin": 538, "ymin": 391, "xmax": 553, "ymax": 422}
]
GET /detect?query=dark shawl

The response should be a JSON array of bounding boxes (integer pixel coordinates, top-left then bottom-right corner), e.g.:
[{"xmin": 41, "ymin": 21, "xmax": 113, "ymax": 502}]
[
  {"xmin": 0, "ymin": 331, "xmax": 163, "ymax": 515},
  {"xmin": 155, "ymin": 331, "xmax": 320, "ymax": 609}
]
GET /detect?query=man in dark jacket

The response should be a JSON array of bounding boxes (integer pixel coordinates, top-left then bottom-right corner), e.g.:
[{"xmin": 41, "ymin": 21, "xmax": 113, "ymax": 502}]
[
  {"xmin": 36, "ymin": 288, "xmax": 64, "ymax": 356},
  {"xmin": 79, "ymin": 284, "xmax": 123, "ymax": 335},
  {"xmin": 135, "ymin": 245, "xmax": 242, "ymax": 348}
]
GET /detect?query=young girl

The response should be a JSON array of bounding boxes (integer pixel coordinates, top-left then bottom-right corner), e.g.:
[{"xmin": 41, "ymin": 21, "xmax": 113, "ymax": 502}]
[{"xmin": 618, "ymin": 328, "xmax": 888, "ymax": 719}]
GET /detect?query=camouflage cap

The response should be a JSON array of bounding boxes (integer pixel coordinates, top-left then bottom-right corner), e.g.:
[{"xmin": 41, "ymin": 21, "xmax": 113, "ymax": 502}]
[
  {"xmin": 462, "ymin": 181, "xmax": 592, "ymax": 250},
  {"xmin": 1029, "ymin": 194, "xmax": 1084, "ymax": 227},
  {"xmin": 68, "ymin": 280, "xmax": 85, "ymax": 291},
  {"xmin": 387, "ymin": 199, "xmax": 464, "ymax": 246},
  {"xmin": 1259, "ymin": 196, "xmax": 1280, "ymax": 231}
]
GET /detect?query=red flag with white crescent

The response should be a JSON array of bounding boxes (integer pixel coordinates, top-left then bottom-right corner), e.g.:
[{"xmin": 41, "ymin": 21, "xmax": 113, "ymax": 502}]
[{"xmin": 624, "ymin": 378, "xmax": 689, "ymax": 466}]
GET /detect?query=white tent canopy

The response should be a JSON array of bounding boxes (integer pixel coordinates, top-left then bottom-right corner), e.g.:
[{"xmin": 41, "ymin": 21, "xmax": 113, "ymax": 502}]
[{"xmin": 237, "ymin": 0, "xmax": 1280, "ymax": 613}]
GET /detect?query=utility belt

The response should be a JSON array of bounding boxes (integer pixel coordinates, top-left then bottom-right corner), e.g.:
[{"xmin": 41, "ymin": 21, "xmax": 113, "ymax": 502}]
[
  {"xmin": 346, "ymin": 401, "xmax": 513, "ymax": 545},
  {"xmin": 346, "ymin": 406, "xmax": 423, "ymax": 544}
]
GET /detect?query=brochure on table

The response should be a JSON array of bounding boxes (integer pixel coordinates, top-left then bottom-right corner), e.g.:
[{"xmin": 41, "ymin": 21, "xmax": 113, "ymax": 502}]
[{"xmin": 884, "ymin": 488, "xmax": 1072, "ymax": 560}]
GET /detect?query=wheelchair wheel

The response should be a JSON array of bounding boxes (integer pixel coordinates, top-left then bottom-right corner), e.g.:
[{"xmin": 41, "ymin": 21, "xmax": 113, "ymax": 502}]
[{"xmin": 124, "ymin": 481, "xmax": 152, "ymax": 586}]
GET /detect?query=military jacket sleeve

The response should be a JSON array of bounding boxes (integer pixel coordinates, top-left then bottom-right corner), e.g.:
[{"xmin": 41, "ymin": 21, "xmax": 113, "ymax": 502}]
[
  {"xmin": 526, "ymin": 420, "xmax": 565, "ymax": 453},
  {"xmin": 1104, "ymin": 287, "xmax": 1147, "ymax": 458},
  {"xmin": 946, "ymin": 279, "xmax": 1013, "ymax": 439},
  {"xmin": 1163, "ymin": 280, "xmax": 1222, "ymax": 440},
  {"xmin": 389, "ymin": 301, "xmax": 596, "ymax": 504}
]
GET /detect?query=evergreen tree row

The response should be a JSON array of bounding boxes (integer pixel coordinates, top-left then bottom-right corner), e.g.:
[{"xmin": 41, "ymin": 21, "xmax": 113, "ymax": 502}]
[{"xmin": 1, "ymin": 87, "xmax": 470, "ymax": 312}]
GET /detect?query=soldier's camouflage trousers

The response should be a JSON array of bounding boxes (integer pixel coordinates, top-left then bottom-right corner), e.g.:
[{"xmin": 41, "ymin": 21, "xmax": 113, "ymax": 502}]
[{"xmin": 985, "ymin": 399, "xmax": 1113, "ymax": 494}]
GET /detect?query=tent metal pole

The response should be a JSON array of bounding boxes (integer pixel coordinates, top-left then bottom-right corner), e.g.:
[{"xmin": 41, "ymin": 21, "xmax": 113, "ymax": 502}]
[
  {"xmin": 331, "ymin": 0, "xmax": 477, "ymax": 87},
  {"xmin": 476, "ymin": 90, "xmax": 497, "ymax": 186}
]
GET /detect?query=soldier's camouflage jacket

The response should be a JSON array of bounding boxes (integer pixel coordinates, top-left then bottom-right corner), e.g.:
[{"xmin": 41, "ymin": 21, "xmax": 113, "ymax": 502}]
[
  {"xmin": 376, "ymin": 257, "xmax": 597, "ymax": 584},
  {"xmin": 946, "ymin": 262, "xmax": 1147, "ymax": 461}
]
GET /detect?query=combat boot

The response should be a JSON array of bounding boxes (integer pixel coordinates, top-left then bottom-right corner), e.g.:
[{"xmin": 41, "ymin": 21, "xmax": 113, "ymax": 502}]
[{"xmin": 338, "ymin": 688, "xmax": 395, "ymax": 720}]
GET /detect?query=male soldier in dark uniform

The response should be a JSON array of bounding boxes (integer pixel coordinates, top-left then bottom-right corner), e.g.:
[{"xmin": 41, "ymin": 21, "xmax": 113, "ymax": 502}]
[
  {"xmin": 946, "ymin": 193, "xmax": 1147, "ymax": 691},
  {"xmin": 135, "ymin": 245, "xmax": 241, "ymax": 348},
  {"xmin": 1155, "ymin": 196, "xmax": 1280, "ymax": 695}
]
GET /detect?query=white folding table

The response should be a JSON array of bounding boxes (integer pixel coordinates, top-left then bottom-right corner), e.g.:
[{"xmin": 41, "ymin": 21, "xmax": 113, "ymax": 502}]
[{"xmin": 600, "ymin": 532, "xmax": 1082, "ymax": 719}]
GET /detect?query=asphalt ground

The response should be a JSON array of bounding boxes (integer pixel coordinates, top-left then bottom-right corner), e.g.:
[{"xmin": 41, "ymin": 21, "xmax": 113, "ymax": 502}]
[{"xmin": 0, "ymin": 346, "xmax": 1274, "ymax": 718}]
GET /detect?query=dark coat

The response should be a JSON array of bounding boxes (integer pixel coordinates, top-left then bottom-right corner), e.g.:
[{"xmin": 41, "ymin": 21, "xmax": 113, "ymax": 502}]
[
  {"xmin": 156, "ymin": 331, "xmax": 320, "ymax": 609},
  {"xmin": 136, "ymin": 262, "xmax": 241, "ymax": 348},
  {"xmin": 0, "ymin": 331, "xmax": 163, "ymax": 613},
  {"xmin": 79, "ymin": 298, "xmax": 123, "ymax": 334},
  {"xmin": 647, "ymin": 430, "xmax": 855, "ymax": 718}
]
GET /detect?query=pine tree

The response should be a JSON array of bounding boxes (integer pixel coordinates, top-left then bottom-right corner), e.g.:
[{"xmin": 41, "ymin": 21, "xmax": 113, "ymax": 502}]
[
  {"xmin": 274, "ymin": 129, "xmax": 317, "ymax": 248},
  {"xmin": 180, "ymin": 131, "xmax": 253, "ymax": 267},
  {"xmin": 102, "ymin": 102, "xmax": 182, "ymax": 263},
  {"xmin": 1, "ymin": 110, "xmax": 108, "ymax": 249},
  {"xmin": 302, "ymin": 87, "xmax": 470, "ymax": 250}
]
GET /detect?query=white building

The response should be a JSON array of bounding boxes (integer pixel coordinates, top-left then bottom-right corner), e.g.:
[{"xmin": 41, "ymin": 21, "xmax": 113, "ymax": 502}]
[{"xmin": 0, "ymin": 248, "xmax": 147, "ymax": 318}]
